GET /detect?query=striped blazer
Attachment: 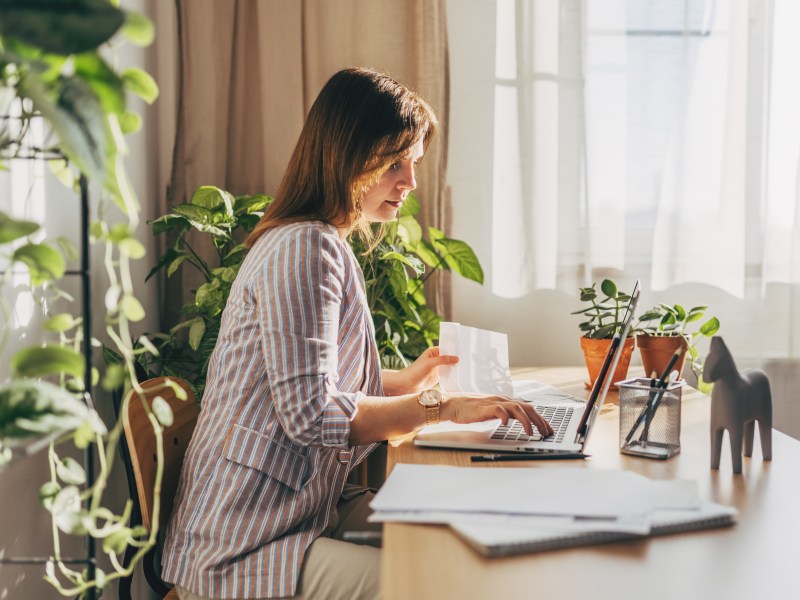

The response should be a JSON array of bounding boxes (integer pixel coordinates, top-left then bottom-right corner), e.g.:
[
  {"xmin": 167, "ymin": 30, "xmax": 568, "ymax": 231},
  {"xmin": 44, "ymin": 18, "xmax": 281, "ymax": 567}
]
[{"xmin": 161, "ymin": 221, "xmax": 382, "ymax": 599}]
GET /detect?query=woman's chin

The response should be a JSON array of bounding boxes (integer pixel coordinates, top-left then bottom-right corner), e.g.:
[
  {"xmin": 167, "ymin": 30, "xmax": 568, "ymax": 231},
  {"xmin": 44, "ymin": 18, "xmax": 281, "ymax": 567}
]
[{"xmin": 364, "ymin": 208, "xmax": 400, "ymax": 223}]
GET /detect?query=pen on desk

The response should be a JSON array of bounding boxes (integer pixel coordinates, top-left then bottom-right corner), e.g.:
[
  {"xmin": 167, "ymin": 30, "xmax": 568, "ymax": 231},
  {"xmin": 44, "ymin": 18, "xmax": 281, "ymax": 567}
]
[
  {"xmin": 471, "ymin": 453, "xmax": 589, "ymax": 462},
  {"xmin": 625, "ymin": 350, "xmax": 682, "ymax": 444}
]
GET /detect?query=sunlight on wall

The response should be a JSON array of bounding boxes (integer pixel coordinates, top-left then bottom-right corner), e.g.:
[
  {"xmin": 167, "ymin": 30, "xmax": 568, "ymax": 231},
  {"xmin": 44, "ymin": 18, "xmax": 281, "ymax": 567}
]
[
  {"xmin": 763, "ymin": 0, "xmax": 800, "ymax": 284},
  {"xmin": 4, "ymin": 106, "xmax": 47, "ymax": 328}
]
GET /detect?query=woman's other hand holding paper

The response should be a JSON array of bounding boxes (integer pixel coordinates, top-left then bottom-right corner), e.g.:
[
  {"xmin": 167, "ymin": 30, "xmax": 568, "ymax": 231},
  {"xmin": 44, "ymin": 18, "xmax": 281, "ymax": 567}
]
[{"xmin": 382, "ymin": 346, "xmax": 458, "ymax": 395}]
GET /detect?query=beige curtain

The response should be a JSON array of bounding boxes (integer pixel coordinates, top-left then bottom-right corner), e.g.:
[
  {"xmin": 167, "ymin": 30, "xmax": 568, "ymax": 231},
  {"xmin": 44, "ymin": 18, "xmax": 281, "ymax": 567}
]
[{"xmin": 160, "ymin": 0, "xmax": 450, "ymax": 329}]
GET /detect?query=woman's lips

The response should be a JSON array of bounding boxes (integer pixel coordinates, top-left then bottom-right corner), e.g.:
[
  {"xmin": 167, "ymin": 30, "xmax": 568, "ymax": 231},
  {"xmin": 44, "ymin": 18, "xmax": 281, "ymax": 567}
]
[{"xmin": 385, "ymin": 200, "xmax": 403, "ymax": 209}]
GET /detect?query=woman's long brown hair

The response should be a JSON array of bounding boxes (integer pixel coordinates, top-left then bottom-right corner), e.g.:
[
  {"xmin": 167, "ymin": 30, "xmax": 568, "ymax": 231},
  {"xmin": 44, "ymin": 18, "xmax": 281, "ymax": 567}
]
[{"xmin": 245, "ymin": 67, "xmax": 437, "ymax": 247}]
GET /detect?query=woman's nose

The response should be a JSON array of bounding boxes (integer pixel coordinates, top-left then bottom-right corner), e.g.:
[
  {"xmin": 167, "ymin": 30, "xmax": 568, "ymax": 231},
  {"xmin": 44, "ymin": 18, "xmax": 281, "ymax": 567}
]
[{"xmin": 398, "ymin": 162, "xmax": 417, "ymax": 191}]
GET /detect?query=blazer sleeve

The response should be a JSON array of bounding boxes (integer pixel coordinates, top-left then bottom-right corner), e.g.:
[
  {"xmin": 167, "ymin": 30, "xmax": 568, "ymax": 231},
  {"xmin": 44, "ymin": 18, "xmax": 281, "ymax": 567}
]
[{"xmin": 256, "ymin": 226, "xmax": 361, "ymax": 448}]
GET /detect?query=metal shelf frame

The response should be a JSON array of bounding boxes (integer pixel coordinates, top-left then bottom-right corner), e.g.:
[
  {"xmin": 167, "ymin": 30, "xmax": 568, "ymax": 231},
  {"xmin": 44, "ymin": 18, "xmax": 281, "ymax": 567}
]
[{"xmin": 0, "ymin": 149, "xmax": 97, "ymax": 600}]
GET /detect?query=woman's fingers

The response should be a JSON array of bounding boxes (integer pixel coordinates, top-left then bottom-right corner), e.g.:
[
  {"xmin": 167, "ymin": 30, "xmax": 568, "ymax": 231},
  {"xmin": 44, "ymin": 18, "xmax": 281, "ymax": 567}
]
[
  {"xmin": 504, "ymin": 401, "xmax": 539, "ymax": 436},
  {"xmin": 431, "ymin": 354, "xmax": 459, "ymax": 366},
  {"xmin": 518, "ymin": 401, "xmax": 554, "ymax": 437},
  {"xmin": 492, "ymin": 398, "xmax": 552, "ymax": 437},
  {"xmin": 445, "ymin": 395, "xmax": 553, "ymax": 438},
  {"xmin": 419, "ymin": 346, "xmax": 458, "ymax": 366}
]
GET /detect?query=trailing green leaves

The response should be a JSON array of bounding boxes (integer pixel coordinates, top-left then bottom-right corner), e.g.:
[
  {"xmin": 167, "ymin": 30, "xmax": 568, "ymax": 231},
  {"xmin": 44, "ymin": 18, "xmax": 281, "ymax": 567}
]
[
  {"xmin": 0, "ymin": 0, "xmax": 125, "ymax": 55},
  {"xmin": 1, "ymin": 3, "xmax": 163, "ymax": 596},
  {"xmin": 0, "ymin": 212, "xmax": 39, "ymax": 243},
  {"xmin": 12, "ymin": 242, "xmax": 66, "ymax": 285},
  {"xmin": 121, "ymin": 67, "xmax": 159, "ymax": 104},
  {"xmin": 1, "ymin": 0, "xmax": 158, "ymax": 215},
  {"xmin": 11, "ymin": 345, "xmax": 85, "ymax": 379},
  {"xmin": 0, "ymin": 380, "xmax": 90, "ymax": 450},
  {"xmin": 74, "ymin": 52, "xmax": 126, "ymax": 115},
  {"xmin": 120, "ymin": 11, "xmax": 155, "ymax": 46}
]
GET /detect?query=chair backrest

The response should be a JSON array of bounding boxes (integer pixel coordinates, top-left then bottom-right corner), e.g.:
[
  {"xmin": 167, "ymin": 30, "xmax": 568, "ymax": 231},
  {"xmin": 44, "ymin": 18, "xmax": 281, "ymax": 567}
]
[{"xmin": 121, "ymin": 377, "xmax": 199, "ymax": 534}]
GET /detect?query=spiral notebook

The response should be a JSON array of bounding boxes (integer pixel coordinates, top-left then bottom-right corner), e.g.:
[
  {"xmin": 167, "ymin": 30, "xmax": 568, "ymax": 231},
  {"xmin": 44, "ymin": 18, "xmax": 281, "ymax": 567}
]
[{"xmin": 449, "ymin": 502, "xmax": 737, "ymax": 558}]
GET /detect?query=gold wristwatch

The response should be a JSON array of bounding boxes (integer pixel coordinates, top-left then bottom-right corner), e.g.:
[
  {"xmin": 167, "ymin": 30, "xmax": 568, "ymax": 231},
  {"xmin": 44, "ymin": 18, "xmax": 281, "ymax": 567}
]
[{"xmin": 418, "ymin": 389, "xmax": 443, "ymax": 425}]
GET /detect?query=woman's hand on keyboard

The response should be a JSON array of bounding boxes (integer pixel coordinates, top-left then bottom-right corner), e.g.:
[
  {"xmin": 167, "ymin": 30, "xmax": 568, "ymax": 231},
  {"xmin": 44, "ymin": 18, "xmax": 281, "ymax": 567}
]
[{"xmin": 440, "ymin": 395, "xmax": 554, "ymax": 437}]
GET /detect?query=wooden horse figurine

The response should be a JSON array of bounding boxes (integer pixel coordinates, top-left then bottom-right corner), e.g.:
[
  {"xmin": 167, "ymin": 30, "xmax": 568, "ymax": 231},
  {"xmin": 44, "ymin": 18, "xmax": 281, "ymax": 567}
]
[{"xmin": 703, "ymin": 336, "xmax": 772, "ymax": 473}]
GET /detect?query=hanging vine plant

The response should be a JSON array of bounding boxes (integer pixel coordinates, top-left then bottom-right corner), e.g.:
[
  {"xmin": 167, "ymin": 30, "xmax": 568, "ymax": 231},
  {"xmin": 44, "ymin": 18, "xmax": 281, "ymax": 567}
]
[{"xmin": 0, "ymin": 1, "xmax": 166, "ymax": 597}]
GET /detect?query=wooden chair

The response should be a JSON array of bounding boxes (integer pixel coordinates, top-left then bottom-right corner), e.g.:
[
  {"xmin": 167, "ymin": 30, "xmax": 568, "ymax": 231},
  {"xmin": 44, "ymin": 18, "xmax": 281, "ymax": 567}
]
[{"xmin": 121, "ymin": 377, "xmax": 199, "ymax": 600}]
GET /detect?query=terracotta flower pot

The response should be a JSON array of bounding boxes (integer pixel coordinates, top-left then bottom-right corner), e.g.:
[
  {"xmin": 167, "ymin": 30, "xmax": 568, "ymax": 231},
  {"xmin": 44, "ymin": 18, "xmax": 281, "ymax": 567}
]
[
  {"xmin": 579, "ymin": 335, "xmax": 636, "ymax": 390},
  {"xmin": 637, "ymin": 334, "xmax": 690, "ymax": 380}
]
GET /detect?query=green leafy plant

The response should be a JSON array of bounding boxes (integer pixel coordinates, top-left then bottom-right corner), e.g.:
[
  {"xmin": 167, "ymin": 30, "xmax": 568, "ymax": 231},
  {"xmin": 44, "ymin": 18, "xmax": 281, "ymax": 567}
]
[
  {"xmin": 636, "ymin": 303, "xmax": 721, "ymax": 386},
  {"xmin": 137, "ymin": 187, "xmax": 484, "ymax": 397},
  {"xmin": 351, "ymin": 193, "xmax": 484, "ymax": 368},
  {"xmin": 572, "ymin": 279, "xmax": 634, "ymax": 339},
  {"xmin": 0, "ymin": 0, "xmax": 158, "ymax": 206},
  {"xmin": 635, "ymin": 303, "xmax": 720, "ymax": 340},
  {"xmin": 0, "ymin": 1, "xmax": 164, "ymax": 597},
  {"xmin": 124, "ymin": 185, "xmax": 273, "ymax": 399}
]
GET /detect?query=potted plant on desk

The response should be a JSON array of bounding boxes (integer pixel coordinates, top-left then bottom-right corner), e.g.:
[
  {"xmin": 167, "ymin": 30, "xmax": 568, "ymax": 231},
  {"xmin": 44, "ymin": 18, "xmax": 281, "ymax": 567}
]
[
  {"xmin": 635, "ymin": 303, "xmax": 720, "ymax": 384},
  {"xmin": 572, "ymin": 279, "xmax": 636, "ymax": 389}
]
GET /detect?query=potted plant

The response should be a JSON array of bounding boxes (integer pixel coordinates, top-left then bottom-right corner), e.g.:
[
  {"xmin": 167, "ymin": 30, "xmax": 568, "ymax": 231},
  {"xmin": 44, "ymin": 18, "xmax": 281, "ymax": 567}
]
[
  {"xmin": 572, "ymin": 279, "xmax": 636, "ymax": 389},
  {"xmin": 635, "ymin": 303, "xmax": 720, "ymax": 383}
]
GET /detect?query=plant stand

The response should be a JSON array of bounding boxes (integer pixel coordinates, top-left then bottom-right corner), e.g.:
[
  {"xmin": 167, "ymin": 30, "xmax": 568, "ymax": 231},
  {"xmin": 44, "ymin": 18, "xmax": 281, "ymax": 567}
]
[{"xmin": 0, "ymin": 148, "xmax": 97, "ymax": 600}]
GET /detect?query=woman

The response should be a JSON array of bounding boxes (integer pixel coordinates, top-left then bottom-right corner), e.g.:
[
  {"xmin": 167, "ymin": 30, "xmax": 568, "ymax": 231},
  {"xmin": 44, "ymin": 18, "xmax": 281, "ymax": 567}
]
[{"xmin": 162, "ymin": 67, "xmax": 552, "ymax": 600}]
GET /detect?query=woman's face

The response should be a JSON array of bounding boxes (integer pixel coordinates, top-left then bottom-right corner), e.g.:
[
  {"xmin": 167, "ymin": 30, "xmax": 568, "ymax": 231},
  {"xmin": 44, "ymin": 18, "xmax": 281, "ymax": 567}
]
[{"xmin": 360, "ymin": 138, "xmax": 424, "ymax": 223}]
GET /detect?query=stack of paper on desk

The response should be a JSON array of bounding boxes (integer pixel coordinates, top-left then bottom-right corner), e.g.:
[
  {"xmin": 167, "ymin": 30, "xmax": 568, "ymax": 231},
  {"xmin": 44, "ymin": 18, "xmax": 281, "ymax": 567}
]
[{"xmin": 369, "ymin": 464, "xmax": 737, "ymax": 557}]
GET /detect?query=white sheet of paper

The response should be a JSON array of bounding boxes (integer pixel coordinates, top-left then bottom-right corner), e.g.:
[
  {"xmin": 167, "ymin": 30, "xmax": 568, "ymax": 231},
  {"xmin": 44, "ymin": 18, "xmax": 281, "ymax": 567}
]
[
  {"xmin": 512, "ymin": 379, "xmax": 586, "ymax": 405},
  {"xmin": 369, "ymin": 510, "xmax": 652, "ymax": 535},
  {"xmin": 439, "ymin": 322, "xmax": 514, "ymax": 396},
  {"xmin": 370, "ymin": 464, "xmax": 699, "ymax": 519}
]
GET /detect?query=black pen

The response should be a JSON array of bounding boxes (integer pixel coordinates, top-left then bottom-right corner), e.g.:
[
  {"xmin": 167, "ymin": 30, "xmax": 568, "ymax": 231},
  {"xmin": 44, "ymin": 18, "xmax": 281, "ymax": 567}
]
[
  {"xmin": 471, "ymin": 453, "xmax": 589, "ymax": 462},
  {"xmin": 625, "ymin": 349, "xmax": 682, "ymax": 444}
]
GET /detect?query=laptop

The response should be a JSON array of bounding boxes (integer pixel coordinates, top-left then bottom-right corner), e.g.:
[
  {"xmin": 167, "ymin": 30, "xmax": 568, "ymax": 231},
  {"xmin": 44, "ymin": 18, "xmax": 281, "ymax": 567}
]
[{"xmin": 414, "ymin": 282, "xmax": 640, "ymax": 455}]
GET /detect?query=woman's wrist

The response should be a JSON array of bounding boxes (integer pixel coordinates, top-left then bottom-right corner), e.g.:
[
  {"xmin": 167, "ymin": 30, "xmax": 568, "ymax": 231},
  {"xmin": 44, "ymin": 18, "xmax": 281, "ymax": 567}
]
[
  {"xmin": 438, "ymin": 395, "xmax": 452, "ymax": 422},
  {"xmin": 381, "ymin": 369, "xmax": 403, "ymax": 395}
]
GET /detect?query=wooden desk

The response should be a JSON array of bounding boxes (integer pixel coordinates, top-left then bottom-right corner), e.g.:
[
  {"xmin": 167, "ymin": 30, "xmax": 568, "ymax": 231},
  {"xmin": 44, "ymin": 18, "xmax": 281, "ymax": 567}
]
[{"xmin": 381, "ymin": 367, "xmax": 800, "ymax": 600}]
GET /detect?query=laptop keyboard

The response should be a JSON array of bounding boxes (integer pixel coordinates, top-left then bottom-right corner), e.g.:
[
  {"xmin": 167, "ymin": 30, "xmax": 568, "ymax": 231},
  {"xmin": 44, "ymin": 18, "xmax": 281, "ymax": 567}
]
[{"xmin": 490, "ymin": 405, "xmax": 573, "ymax": 443}]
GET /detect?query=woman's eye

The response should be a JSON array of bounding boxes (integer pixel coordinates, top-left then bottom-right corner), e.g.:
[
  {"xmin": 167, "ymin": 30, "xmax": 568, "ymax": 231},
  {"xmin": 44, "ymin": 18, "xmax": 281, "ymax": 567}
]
[{"xmin": 389, "ymin": 162, "xmax": 400, "ymax": 171}]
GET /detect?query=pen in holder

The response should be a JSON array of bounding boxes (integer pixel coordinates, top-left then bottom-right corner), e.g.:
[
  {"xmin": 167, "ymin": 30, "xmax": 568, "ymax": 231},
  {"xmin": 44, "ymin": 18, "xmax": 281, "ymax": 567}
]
[{"xmin": 618, "ymin": 377, "xmax": 684, "ymax": 459}]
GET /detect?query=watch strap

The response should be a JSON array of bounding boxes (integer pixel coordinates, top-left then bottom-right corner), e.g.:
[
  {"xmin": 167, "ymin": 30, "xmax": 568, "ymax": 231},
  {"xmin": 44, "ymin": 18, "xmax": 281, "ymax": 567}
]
[{"xmin": 419, "ymin": 389, "xmax": 442, "ymax": 425}]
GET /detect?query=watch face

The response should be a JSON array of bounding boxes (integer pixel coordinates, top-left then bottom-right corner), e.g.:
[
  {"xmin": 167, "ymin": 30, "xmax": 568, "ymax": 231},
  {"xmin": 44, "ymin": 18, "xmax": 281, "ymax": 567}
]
[{"xmin": 420, "ymin": 389, "xmax": 441, "ymax": 407}]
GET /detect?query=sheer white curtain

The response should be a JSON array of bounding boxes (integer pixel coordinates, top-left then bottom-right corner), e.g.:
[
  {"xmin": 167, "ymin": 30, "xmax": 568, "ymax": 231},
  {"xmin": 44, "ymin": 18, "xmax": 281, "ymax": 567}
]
[
  {"xmin": 491, "ymin": 0, "xmax": 586, "ymax": 297},
  {"xmin": 492, "ymin": 0, "xmax": 799, "ymax": 291},
  {"xmin": 490, "ymin": 0, "xmax": 800, "ymax": 342},
  {"xmin": 448, "ymin": 0, "xmax": 800, "ymax": 436}
]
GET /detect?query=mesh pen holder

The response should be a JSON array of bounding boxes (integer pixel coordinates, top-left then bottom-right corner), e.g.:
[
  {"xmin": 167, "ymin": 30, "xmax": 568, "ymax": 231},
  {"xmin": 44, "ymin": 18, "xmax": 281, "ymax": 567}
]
[{"xmin": 619, "ymin": 377, "xmax": 684, "ymax": 459}]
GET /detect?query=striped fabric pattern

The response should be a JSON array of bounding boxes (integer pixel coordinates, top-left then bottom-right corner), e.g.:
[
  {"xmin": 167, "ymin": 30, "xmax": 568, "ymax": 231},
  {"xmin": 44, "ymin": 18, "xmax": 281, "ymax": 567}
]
[{"xmin": 161, "ymin": 221, "xmax": 382, "ymax": 599}]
